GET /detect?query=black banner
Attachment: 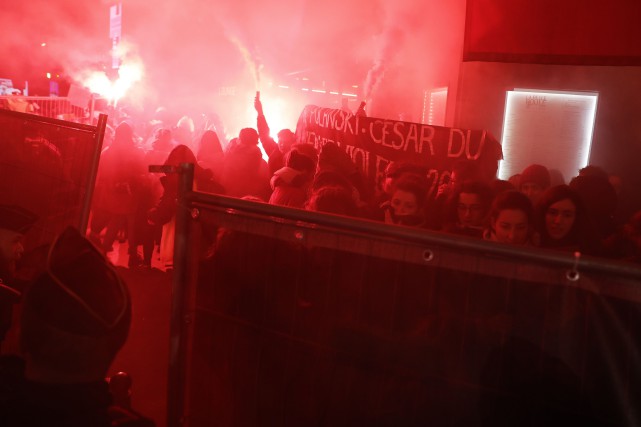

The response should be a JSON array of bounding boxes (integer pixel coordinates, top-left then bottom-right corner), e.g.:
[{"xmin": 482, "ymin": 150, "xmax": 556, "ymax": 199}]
[{"xmin": 295, "ymin": 105, "xmax": 502, "ymax": 197}]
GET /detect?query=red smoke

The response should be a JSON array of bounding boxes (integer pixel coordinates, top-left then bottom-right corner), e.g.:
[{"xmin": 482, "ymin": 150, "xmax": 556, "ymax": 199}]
[{"xmin": 0, "ymin": 0, "xmax": 466, "ymax": 129}]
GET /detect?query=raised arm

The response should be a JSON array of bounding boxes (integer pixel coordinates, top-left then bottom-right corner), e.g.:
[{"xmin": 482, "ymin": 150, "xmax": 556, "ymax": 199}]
[{"xmin": 254, "ymin": 92, "xmax": 278, "ymax": 156}]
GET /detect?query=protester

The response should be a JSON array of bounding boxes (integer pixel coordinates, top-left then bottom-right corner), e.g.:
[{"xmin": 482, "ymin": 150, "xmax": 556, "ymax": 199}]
[
  {"xmin": 268, "ymin": 144, "xmax": 318, "ymax": 208},
  {"xmin": 91, "ymin": 122, "xmax": 147, "ymax": 267},
  {"xmin": 316, "ymin": 141, "xmax": 373, "ymax": 208},
  {"xmin": 442, "ymin": 180, "xmax": 494, "ymax": 238},
  {"xmin": 375, "ymin": 161, "xmax": 427, "ymax": 207},
  {"xmin": 427, "ymin": 159, "xmax": 484, "ymax": 230},
  {"xmin": 196, "ymin": 129, "xmax": 225, "ymax": 182},
  {"xmin": 380, "ymin": 174, "xmax": 429, "ymax": 228},
  {"xmin": 518, "ymin": 164, "xmax": 551, "ymax": 206},
  {"xmin": 173, "ymin": 115, "xmax": 197, "ymax": 153},
  {"xmin": 254, "ymin": 93, "xmax": 296, "ymax": 176},
  {"xmin": 534, "ymin": 185, "xmax": 602, "ymax": 255},
  {"xmin": 484, "ymin": 190, "xmax": 536, "ymax": 245},
  {"xmin": 220, "ymin": 128, "xmax": 271, "ymax": 201},
  {"xmin": 569, "ymin": 172, "xmax": 619, "ymax": 242},
  {"xmin": 604, "ymin": 210, "xmax": 641, "ymax": 263},
  {"xmin": 148, "ymin": 145, "xmax": 225, "ymax": 269},
  {"xmin": 305, "ymin": 185, "xmax": 360, "ymax": 217}
]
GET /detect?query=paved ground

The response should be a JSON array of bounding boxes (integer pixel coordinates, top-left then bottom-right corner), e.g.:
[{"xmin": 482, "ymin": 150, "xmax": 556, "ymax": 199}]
[{"xmin": 107, "ymin": 242, "xmax": 172, "ymax": 427}]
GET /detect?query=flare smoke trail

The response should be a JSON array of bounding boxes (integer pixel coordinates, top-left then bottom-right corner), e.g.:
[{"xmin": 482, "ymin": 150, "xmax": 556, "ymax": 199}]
[
  {"xmin": 362, "ymin": 0, "xmax": 427, "ymax": 108},
  {"xmin": 68, "ymin": 41, "xmax": 145, "ymax": 107},
  {"xmin": 363, "ymin": 26, "xmax": 405, "ymax": 101},
  {"xmin": 0, "ymin": 0, "xmax": 467, "ymax": 128},
  {"xmin": 228, "ymin": 36, "xmax": 263, "ymax": 91}
]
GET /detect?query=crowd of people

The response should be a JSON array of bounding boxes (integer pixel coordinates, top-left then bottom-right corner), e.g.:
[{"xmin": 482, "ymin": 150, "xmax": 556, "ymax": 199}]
[
  {"xmin": 2, "ymin": 94, "xmax": 640, "ymax": 425},
  {"xmin": 86, "ymin": 95, "xmax": 641, "ymax": 268}
]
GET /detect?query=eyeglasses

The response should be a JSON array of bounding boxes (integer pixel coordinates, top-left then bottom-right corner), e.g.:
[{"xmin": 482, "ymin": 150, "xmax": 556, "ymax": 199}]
[
  {"xmin": 457, "ymin": 203, "xmax": 483, "ymax": 213},
  {"xmin": 46, "ymin": 227, "xmax": 129, "ymax": 331}
]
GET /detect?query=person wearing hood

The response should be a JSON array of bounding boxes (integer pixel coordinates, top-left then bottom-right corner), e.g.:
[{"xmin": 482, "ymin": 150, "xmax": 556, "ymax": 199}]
[
  {"xmin": 196, "ymin": 129, "xmax": 225, "ymax": 182},
  {"xmin": 148, "ymin": 145, "xmax": 225, "ymax": 269},
  {"xmin": 254, "ymin": 93, "xmax": 296, "ymax": 176},
  {"xmin": 221, "ymin": 128, "xmax": 271, "ymax": 201},
  {"xmin": 268, "ymin": 144, "xmax": 318, "ymax": 208}
]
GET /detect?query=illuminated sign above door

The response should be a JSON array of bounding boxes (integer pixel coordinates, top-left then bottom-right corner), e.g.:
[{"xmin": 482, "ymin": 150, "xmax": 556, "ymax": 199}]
[{"xmin": 498, "ymin": 88, "xmax": 598, "ymax": 184}]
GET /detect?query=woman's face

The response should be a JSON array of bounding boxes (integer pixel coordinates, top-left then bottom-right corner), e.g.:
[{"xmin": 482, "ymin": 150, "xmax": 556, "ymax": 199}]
[
  {"xmin": 391, "ymin": 190, "xmax": 419, "ymax": 217},
  {"xmin": 545, "ymin": 198, "xmax": 576, "ymax": 240},
  {"xmin": 492, "ymin": 209, "xmax": 529, "ymax": 244}
]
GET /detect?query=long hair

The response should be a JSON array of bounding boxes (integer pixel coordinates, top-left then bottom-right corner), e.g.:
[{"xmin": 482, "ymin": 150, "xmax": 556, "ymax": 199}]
[
  {"xmin": 535, "ymin": 184, "xmax": 599, "ymax": 253},
  {"xmin": 197, "ymin": 130, "xmax": 223, "ymax": 161},
  {"xmin": 165, "ymin": 144, "xmax": 218, "ymax": 187}
]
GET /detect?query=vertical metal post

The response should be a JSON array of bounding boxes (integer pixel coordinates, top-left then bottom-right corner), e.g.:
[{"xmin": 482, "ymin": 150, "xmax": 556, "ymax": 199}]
[
  {"xmin": 89, "ymin": 94, "xmax": 95, "ymax": 125},
  {"xmin": 167, "ymin": 163, "xmax": 194, "ymax": 427},
  {"xmin": 80, "ymin": 113, "xmax": 108, "ymax": 232}
]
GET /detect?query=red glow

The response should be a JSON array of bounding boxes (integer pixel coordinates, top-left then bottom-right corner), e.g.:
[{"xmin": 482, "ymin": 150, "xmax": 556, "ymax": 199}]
[
  {"xmin": 77, "ymin": 57, "xmax": 143, "ymax": 106},
  {"xmin": 1, "ymin": 0, "xmax": 467, "ymax": 125}
]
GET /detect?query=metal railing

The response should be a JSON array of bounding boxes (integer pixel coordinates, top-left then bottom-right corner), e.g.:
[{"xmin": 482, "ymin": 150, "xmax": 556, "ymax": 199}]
[
  {"xmin": 0, "ymin": 95, "xmax": 92, "ymax": 123},
  {"xmin": 169, "ymin": 163, "xmax": 641, "ymax": 427},
  {"xmin": 0, "ymin": 108, "xmax": 107, "ymax": 245}
]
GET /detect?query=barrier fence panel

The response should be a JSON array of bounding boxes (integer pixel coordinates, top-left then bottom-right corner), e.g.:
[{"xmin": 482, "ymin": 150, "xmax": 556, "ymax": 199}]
[
  {"xmin": 0, "ymin": 96, "xmax": 89, "ymax": 122},
  {"xmin": 0, "ymin": 109, "xmax": 107, "ymax": 248},
  {"xmin": 170, "ymin": 165, "xmax": 641, "ymax": 427}
]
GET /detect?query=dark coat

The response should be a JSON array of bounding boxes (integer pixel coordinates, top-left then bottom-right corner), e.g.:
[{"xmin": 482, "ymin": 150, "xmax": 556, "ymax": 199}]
[{"xmin": 0, "ymin": 355, "xmax": 155, "ymax": 427}]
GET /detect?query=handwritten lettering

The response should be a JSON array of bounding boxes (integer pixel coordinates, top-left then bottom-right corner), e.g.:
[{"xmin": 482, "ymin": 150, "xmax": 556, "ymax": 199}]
[
  {"xmin": 295, "ymin": 105, "xmax": 500, "ymax": 188},
  {"xmin": 345, "ymin": 145, "xmax": 370, "ymax": 175},
  {"xmin": 369, "ymin": 120, "xmax": 435, "ymax": 154}
]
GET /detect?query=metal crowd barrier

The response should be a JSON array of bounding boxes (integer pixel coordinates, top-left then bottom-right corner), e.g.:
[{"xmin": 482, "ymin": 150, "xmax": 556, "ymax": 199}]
[
  {"xmin": 0, "ymin": 95, "xmax": 90, "ymax": 123},
  {"xmin": 0, "ymin": 108, "xmax": 107, "ymax": 248},
  {"xmin": 169, "ymin": 164, "xmax": 641, "ymax": 427}
]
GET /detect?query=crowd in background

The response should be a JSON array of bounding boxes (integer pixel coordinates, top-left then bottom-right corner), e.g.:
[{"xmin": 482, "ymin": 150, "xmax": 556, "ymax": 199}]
[
  {"xmin": 3, "ymin": 94, "xmax": 641, "ymax": 426},
  {"xmin": 88, "ymin": 96, "xmax": 641, "ymax": 269}
]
